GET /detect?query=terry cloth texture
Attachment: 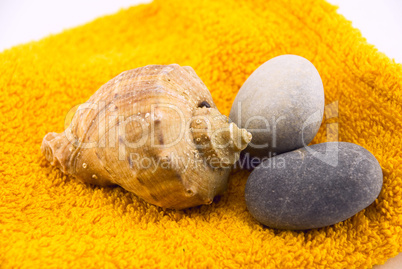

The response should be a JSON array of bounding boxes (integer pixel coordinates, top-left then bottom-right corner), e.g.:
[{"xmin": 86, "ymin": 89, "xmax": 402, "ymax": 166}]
[{"xmin": 1, "ymin": 0, "xmax": 402, "ymax": 268}]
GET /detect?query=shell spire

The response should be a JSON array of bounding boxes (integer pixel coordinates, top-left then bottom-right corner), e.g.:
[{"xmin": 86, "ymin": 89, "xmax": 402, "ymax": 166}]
[{"xmin": 190, "ymin": 107, "xmax": 251, "ymax": 167}]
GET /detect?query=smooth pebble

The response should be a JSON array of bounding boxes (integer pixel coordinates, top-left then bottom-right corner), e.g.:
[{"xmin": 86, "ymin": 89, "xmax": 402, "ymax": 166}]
[
  {"xmin": 230, "ymin": 55, "xmax": 325, "ymax": 161},
  {"xmin": 245, "ymin": 142, "xmax": 383, "ymax": 230}
]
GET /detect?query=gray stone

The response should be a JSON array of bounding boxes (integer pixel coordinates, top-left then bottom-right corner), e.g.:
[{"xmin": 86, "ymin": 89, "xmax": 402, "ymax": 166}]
[
  {"xmin": 245, "ymin": 142, "xmax": 383, "ymax": 230},
  {"xmin": 229, "ymin": 55, "xmax": 325, "ymax": 159}
]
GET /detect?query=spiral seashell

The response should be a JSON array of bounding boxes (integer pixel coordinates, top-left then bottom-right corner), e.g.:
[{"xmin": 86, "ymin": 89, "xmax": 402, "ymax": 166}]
[{"xmin": 41, "ymin": 64, "xmax": 251, "ymax": 209}]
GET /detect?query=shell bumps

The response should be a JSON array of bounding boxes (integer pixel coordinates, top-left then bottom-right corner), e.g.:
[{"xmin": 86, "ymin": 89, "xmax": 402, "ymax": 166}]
[{"xmin": 42, "ymin": 64, "xmax": 251, "ymax": 209}]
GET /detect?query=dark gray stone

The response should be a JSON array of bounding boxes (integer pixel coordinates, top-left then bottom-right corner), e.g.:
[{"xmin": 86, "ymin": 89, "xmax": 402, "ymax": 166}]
[
  {"xmin": 245, "ymin": 142, "xmax": 383, "ymax": 230},
  {"xmin": 229, "ymin": 55, "xmax": 325, "ymax": 159}
]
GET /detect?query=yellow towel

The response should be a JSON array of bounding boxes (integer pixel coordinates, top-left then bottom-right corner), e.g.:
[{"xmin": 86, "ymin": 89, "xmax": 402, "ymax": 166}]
[{"xmin": 1, "ymin": 0, "xmax": 401, "ymax": 267}]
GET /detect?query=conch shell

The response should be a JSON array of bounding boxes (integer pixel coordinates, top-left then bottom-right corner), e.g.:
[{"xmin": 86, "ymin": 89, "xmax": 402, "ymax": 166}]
[{"xmin": 41, "ymin": 64, "xmax": 251, "ymax": 209}]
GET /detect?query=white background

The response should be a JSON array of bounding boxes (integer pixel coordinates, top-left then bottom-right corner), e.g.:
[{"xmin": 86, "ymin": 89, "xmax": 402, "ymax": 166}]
[
  {"xmin": 0, "ymin": 0, "xmax": 401, "ymax": 268},
  {"xmin": 0, "ymin": 0, "xmax": 401, "ymax": 63}
]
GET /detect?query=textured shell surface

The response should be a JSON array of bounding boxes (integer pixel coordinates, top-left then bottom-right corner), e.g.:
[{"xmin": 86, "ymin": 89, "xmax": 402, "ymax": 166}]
[{"xmin": 42, "ymin": 64, "xmax": 251, "ymax": 209}]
